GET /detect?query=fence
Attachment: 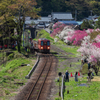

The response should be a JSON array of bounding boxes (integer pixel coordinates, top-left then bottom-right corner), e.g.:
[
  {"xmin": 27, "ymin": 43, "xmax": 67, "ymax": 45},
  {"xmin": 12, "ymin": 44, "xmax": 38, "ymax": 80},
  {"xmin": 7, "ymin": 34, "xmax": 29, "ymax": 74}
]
[{"xmin": 61, "ymin": 75, "xmax": 65, "ymax": 100}]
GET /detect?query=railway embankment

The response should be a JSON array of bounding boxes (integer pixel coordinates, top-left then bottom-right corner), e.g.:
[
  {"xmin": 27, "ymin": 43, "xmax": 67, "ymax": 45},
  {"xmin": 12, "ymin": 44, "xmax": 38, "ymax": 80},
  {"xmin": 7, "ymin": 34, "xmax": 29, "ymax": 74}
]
[{"xmin": 0, "ymin": 51, "xmax": 37, "ymax": 100}]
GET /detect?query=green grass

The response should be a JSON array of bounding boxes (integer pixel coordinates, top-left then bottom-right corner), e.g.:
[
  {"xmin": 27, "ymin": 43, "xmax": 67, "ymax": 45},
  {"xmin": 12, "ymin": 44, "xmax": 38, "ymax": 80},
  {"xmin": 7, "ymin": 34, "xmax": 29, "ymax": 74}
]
[
  {"xmin": 0, "ymin": 51, "xmax": 36, "ymax": 99},
  {"xmin": 50, "ymin": 36, "xmax": 67, "ymax": 45},
  {"xmin": 35, "ymin": 29, "xmax": 54, "ymax": 42},
  {"xmin": 54, "ymin": 44, "xmax": 80, "ymax": 57},
  {"xmin": 0, "ymin": 58, "xmax": 33, "ymax": 86},
  {"xmin": 64, "ymin": 79, "xmax": 100, "ymax": 100}
]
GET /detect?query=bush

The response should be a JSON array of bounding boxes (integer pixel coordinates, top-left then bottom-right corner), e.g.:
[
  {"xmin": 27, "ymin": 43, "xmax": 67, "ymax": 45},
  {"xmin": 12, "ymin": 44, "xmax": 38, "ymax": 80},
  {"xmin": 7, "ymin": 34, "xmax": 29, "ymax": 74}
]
[
  {"xmin": 5, "ymin": 90, "xmax": 10, "ymax": 95},
  {"xmin": 81, "ymin": 20, "xmax": 94, "ymax": 30},
  {"xmin": 81, "ymin": 63, "xmax": 88, "ymax": 75},
  {"xmin": 7, "ymin": 53, "xmax": 14, "ymax": 60},
  {"xmin": 55, "ymin": 97, "xmax": 62, "ymax": 100}
]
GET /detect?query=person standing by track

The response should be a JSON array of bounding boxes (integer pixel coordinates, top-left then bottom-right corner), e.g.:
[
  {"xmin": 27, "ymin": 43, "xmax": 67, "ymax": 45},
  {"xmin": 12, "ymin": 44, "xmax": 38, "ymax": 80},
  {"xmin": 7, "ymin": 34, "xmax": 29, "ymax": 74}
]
[
  {"xmin": 29, "ymin": 37, "xmax": 34, "ymax": 53},
  {"xmin": 75, "ymin": 72, "xmax": 78, "ymax": 82},
  {"xmin": 88, "ymin": 70, "xmax": 92, "ymax": 82},
  {"xmin": 65, "ymin": 70, "xmax": 69, "ymax": 82}
]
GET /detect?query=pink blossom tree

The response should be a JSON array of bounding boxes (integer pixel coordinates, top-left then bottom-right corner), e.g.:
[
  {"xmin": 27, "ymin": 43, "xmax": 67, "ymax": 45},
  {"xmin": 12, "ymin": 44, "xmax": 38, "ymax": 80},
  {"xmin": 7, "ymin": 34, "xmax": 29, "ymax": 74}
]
[
  {"xmin": 50, "ymin": 22, "xmax": 66, "ymax": 37},
  {"xmin": 67, "ymin": 30, "xmax": 88, "ymax": 46},
  {"xmin": 77, "ymin": 34, "xmax": 100, "ymax": 65}
]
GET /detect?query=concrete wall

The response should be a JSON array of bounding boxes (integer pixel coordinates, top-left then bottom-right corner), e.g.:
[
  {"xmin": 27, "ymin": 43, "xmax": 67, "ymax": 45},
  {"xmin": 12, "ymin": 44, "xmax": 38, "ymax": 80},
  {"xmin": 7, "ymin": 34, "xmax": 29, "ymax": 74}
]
[{"xmin": 25, "ymin": 27, "xmax": 36, "ymax": 39}]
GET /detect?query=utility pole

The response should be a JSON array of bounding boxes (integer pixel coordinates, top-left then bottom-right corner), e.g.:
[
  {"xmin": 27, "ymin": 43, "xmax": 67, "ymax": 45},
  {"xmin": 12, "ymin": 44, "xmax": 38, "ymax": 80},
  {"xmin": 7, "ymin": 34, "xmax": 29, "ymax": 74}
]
[
  {"xmin": 90, "ymin": 10, "xmax": 92, "ymax": 16},
  {"xmin": 75, "ymin": 10, "xmax": 77, "ymax": 21},
  {"xmin": 23, "ymin": 23, "xmax": 25, "ymax": 47}
]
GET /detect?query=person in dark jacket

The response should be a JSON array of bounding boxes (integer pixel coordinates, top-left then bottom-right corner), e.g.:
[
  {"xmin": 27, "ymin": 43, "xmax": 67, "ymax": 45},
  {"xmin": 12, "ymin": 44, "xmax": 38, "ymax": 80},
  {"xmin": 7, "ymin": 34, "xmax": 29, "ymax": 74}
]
[
  {"xmin": 88, "ymin": 62, "xmax": 91, "ymax": 70},
  {"xmin": 65, "ymin": 70, "xmax": 69, "ymax": 82},
  {"xmin": 88, "ymin": 70, "xmax": 92, "ymax": 81},
  {"xmin": 75, "ymin": 72, "xmax": 78, "ymax": 82}
]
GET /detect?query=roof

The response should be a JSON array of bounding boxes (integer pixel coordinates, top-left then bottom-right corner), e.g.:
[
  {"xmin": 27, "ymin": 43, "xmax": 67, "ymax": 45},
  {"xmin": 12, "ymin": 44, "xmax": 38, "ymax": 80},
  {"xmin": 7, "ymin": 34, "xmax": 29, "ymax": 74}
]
[
  {"xmin": 37, "ymin": 17, "xmax": 51, "ymax": 22},
  {"xmin": 76, "ymin": 21, "xmax": 83, "ymax": 25},
  {"xmin": 25, "ymin": 17, "xmax": 51, "ymax": 24},
  {"xmin": 25, "ymin": 20, "xmax": 38, "ymax": 24},
  {"xmin": 82, "ymin": 15, "xmax": 99, "ymax": 21},
  {"xmin": 59, "ymin": 21, "xmax": 79, "ymax": 25},
  {"xmin": 51, "ymin": 12, "xmax": 74, "ymax": 20}
]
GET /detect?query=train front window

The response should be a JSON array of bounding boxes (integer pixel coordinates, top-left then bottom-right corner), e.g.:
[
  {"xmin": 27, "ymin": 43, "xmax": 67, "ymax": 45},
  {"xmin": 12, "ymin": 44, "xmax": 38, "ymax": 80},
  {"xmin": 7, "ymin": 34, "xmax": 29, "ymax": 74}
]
[
  {"xmin": 47, "ymin": 41, "xmax": 50, "ymax": 46},
  {"xmin": 41, "ymin": 41, "xmax": 43, "ymax": 46}
]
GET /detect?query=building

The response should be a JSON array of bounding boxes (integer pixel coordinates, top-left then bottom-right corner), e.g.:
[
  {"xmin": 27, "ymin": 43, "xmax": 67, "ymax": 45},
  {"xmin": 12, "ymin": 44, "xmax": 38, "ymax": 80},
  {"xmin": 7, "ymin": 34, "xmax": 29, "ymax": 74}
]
[
  {"xmin": 25, "ymin": 12, "xmax": 74, "ymax": 25},
  {"xmin": 82, "ymin": 15, "xmax": 99, "ymax": 21},
  {"xmin": 25, "ymin": 16, "xmax": 51, "ymax": 26},
  {"xmin": 51, "ymin": 12, "xmax": 74, "ymax": 22}
]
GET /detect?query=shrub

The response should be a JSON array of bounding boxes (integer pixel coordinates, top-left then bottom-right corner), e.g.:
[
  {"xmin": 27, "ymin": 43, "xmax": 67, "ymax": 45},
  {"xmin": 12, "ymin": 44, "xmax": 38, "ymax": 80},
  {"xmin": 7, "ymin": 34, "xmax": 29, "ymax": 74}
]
[
  {"xmin": 81, "ymin": 63, "xmax": 88, "ymax": 75},
  {"xmin": 55, "ymin": 97, "xmax": 62, "ymax": 100},
  {"xmin": 7, "ymin": 53, "xmax": 14, "ymax": 60},
  {"xmin": 5, "ymin": 90, "xmax": 10, "ymax": 95},
  {"xmin": 81, "ymin": 20, "xmax": 94, "ymax": 30}
]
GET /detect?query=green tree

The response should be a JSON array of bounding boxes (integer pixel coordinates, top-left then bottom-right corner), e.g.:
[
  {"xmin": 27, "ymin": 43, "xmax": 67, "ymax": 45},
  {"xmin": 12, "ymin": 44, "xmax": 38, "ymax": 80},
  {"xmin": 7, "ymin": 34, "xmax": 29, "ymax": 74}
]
[
  {"xmin": 0, "ymin": 0, "xmax": 16, "ymax": 47},
  {"xmin": 81, "ymin": 20, "xmax": 94, "ymax": 30},
  {"xmin": 65, "ymin": 0, "xmax": 91, "ymax": 20},
  {"xmin": 0, "ymin": 0, "xmax": 41, "ymax": 52},
  {"xmin": 95, "ymin": 16, "xmax": 100, "ymax": 29}
]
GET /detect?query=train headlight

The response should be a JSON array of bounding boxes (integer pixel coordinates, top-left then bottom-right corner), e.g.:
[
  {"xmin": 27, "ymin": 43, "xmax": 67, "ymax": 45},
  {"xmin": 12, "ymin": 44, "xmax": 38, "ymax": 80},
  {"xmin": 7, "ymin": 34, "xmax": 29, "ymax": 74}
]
[
  {"xmin": 41, "ymin": 47, "xmax": 43, "ymax": 49},
  {"xmin": 47, "ymin": 47, "xmax": 50, "ymax": 49}
]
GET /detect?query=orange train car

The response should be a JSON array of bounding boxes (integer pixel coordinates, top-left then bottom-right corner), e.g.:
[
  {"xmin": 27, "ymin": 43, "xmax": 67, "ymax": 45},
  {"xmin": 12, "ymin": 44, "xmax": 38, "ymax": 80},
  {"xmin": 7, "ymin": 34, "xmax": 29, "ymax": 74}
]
[{"xmin": 34, "ymin": 38, "xmax": 50, "ymax": 53}]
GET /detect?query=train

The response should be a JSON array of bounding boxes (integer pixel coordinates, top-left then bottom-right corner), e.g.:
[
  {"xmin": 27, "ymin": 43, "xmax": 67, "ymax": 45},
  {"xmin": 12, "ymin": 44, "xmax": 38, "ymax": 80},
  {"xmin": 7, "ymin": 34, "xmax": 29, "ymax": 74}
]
[{"xmin": 33, "ymin": 38, "xmax": 50, "ymax": 53}]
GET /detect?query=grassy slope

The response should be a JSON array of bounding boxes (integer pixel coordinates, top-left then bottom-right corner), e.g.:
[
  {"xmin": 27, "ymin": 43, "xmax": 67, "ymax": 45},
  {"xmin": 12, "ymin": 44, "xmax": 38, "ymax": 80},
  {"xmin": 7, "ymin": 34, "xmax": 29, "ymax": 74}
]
[
  {"xmin": 0, "ymin": 50, "xmax": 36, "ymax": 99},
  {"xmin": 34, "ymin": 29, "xmax": 54, "ymax": 42}
]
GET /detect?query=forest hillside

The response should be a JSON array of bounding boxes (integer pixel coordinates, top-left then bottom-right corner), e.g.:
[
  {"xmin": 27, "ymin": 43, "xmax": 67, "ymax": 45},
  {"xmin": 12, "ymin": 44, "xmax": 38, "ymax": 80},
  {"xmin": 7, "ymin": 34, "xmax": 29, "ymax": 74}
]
[{"xmin": 36, "ymin": 0, "xmax": 100, "ymax": 20}]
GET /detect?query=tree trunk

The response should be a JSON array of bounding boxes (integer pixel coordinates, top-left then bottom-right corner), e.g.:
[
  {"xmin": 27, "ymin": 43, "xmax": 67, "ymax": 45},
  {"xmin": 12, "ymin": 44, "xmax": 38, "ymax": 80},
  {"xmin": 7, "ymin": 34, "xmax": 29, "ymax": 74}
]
[
  {"xmin": 17, "ymin": 31, "xmax": 22, "ymax": 53},
  {"xmin": 17, "ymin": 39, "xmax": 21, "ymax": 53}
]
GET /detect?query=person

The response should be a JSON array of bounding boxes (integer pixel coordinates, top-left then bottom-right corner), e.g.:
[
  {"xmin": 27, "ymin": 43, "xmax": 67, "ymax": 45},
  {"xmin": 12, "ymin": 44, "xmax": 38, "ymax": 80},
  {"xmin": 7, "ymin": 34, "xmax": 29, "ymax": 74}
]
[
  {"xmin": 81, "ymin": 58, "xmax": 84, "ymax": 68},
  {"xmin": 50, "ymin": 31, "xmax": 52, "ymax": 34},
  {"xmin": 84, "ymin": 58, "xmax": 88, "ymax": 63},
  {"xmin": 88, "ymin": 70, "xmax": 92, "ymax": 82},
  {"xmin": 65, "ymin": 70, "xmax": 69, "ymax": 82},
  {"xmin": 29, "ymin": 38, "xmax": 34, "ymax": 53},
  {"xmin": 75, "ymin": 72, "xmax": 78, "ymax": 82},
  {"xmin": 95, "ymin": 68, "xmax": 98, "ymax": 76},
  {"xmin": 92, "ymin": 72, "xmax": 94, "ymax": 76},
  {"xmin": 25, "ymin": 47, "xmax": 27, "ymax": 52},
  {"xmin": 88, "ymin": 62, "xmax": 91, "ymax": 70},
  {"xmin": 0, "ymin": 45, "xmax": 2, "ymax": 50},
  {"xmin": 4, "ymin": 44, "xmax": 7, "ymax": 49},
  {"xmin": 11, "ymin": 42, "xmax": 15, "ymax": 49}
]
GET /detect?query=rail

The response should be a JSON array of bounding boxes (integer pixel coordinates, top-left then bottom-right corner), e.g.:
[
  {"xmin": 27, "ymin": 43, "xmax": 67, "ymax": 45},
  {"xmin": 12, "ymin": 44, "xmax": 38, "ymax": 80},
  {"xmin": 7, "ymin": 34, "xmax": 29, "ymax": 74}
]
[
  {"xmin": 61, "ymin": 75, "xmax": 65, "ymax": 100},
  {"xmin": 25, "ymin": 55, "xmax": 40, "ymax": 79},
  {"xmin": 26, "ymin": 55, "xmax": 52, "ymax": 100},
  {"xmin": 36, "ymin": 56, "xmax": 53, "ymax": 100}
]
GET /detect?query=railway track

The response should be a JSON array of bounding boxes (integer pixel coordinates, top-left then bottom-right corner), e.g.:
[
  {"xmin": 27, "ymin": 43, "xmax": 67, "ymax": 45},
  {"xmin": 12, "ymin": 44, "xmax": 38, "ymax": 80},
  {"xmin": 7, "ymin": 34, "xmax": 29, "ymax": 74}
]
[
  {"xmin": 26, "ymin": 55, "xmax": 53, "ymax": 100},
  {"xmin": 15, "ymin": 53, "xmax": 57, "ymax": 100}
]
